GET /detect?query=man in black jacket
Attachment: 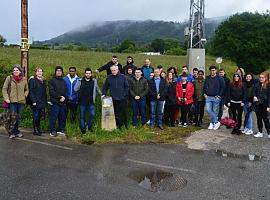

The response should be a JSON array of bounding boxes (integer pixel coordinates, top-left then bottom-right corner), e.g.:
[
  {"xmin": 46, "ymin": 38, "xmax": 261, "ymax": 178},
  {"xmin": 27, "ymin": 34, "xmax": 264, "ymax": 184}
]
[
  {"xmin": 129, "ymin": 68, "xmax": 149, "ymax": 127},
  {"xmin": 48, "ymin": 66, "xmax": 68, "ymax": 137},
  {"xmin": 148, "ymin": 69, "xmax": 168, "ymax": 130},
  {"xmin": 96, "ymin": 55, "xmax": 123, "ymax": 76},
  {"xmin": 102, "ymin": 65, "xmax": 129, "ymax": 129}
]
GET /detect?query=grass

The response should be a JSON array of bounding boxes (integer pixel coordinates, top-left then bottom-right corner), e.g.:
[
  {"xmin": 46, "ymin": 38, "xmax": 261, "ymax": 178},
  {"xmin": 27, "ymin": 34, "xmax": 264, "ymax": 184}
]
[{"xmin": 0, "ymin": 47, "xmax": 237, "ymax": 144}]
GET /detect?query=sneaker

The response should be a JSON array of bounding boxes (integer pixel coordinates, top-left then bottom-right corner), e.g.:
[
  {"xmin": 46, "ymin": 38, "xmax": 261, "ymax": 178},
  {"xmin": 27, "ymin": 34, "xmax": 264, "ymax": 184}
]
[
  {"xmin": 242, "ymin": 128, "xmax": 248, "ymax": 134},
  {"xmin": 213, "ymin": 122, "xmax": 221, "ymax": 130},
  {"xmin": 245, "ymin": 129, "xmax": 253, "ymax": 135},
  {"xmin": 178, "ymin": 122, "xmax": 183, "ymax": 127},
  {"xmin": 9, "ymin": 134, "xmax": 16, "ymax": 139},
  {"xmin": 16, "ymin": 133, "xmax": 24, "ymax": 138},
  {"xmin": 254, "ymin": 132, "xmax": 264, "ymax": 138},
  {"xmin": 50, "ymin": 131, "xmax": 57, "ymax": 137},
  {"xmin": 158, "ymin": 125, "xmax": 164, "ymax": 130},
  {"xmin": 208, "ymin": 123, "xmax": 214, "ymax": 130},
  {"xmin": 268, "ymin": 135, "xmax": 270, "ymax": 139},
  {"xmin": 183, "ymin": 123, "xmax": 187, "ymax": 128},
  {"xmin": 57, "ymin": 131, "xmax": 65, "ymax": 136}
]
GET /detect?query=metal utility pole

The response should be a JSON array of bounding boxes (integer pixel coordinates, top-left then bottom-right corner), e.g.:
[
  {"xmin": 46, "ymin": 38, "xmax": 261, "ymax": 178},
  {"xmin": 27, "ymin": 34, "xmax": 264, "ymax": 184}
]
[
  {"xmin": 21, "ymin": 0, "xmax": 29, "ymax": 78},
  {"xmin": 186, "ymin": 0, "xmax": 206, "ymax": 72}
]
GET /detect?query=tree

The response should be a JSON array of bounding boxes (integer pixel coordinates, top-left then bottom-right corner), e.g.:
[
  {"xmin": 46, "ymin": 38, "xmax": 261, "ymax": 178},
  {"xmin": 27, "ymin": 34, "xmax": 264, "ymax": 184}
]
[
  {"xmin": 209, "ymin": 12, "xmax": 270, "ymax": 74},
  {"xmin": 0, "ymin": 35, "xmax": 7, "ymax": 47},
  {"xmin": 117, "ymin": 40, "xmax": 136, "ymax": 53},
  {"xmin": 150, "ymin": 39, "xmax": 165, "ymax": 53}
]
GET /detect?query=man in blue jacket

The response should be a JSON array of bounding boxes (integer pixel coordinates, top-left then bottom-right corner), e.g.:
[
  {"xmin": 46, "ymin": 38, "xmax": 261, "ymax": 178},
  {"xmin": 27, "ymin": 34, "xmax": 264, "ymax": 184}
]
[
  {"xmin": 102, "ymin": 65, "xmax": 129, "ymax": 129},
  {"xmin": 64, "ymin": 66, "xmax": 80, "ymax": 122},
  {"xmin": 142, "ymin": 59, "xmax": 154, "ymax": 80},
  {"xmin": 204, "ymin": 65, "xmax": 225, "ymax": 130}
]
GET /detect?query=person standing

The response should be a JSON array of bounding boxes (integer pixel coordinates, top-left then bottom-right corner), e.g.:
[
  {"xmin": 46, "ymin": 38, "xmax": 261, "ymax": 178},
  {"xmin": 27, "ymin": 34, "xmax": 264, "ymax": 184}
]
[
  {"xmin": 48, "ymin": 66, "xmax": 68, "ymax": 137},
  {"xmin": 176, "ymin": 73, "xmax": 194, "ymax": 127},
  {"xmin": 2, "ymin": 65, "xmax": 29, "ymax": 139},
  {"xmin": 64, "ymin": 66, "xmax": 80, "ymax": 122},
  {"xmin": 28, "ymin": 67, "xmax": 47, "ymax": 136},
  {"xmin": 164, "ymin": 72, "xmax": 177, "ymax": 127},
  {"xmin": 75, "ymin": 68, "xmax": 101, "ymax": 134},
  {"xmin": 242, "ymin": 73, "xmax": 255, "ymax": 135},
  {"xmin": 194, "ymin": 70, "xmax": 206, "ymax": 126},
  {"xmin": 177, "ymin": 65, "xmax": 194, "ymax": 83},
  {"xmin": 123, "ymin": 56, "xmax": 136, "ymax": 75},
  {"xmin": 204, "ymin": 65, "xmax": 225, "ymax": 130},
  {"xmin": 148, "ymin": 69, "xmax": 167, "ymax": 130},
  {"xmin": 142, "ymin": 59, "xmax": 154, "ymax": 81},
  {"xmin": 227, "ymin": 73, "xmax": 246, "ymax": 135},
  {"xmin": 102, "ymin": 65, "xmax": 129, "ymax": 129},
  {"xmin": 96, "ymin": 55, "xmax": 123, "ymax": 76},
  {"xmin": 129, "ymin": 68, "xmax": 149, "ymax": 127},
  {"xmin": 253, "ymin": 72, "xmax": 270, "ymax": 138},
  {"xmin": 218, "ymin": 68, "xmax": 231, "ymax": 121}
]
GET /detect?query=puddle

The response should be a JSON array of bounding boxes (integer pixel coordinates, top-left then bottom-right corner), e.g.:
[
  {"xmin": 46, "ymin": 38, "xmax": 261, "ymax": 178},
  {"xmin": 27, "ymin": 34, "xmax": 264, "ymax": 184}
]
[
  {"xmin": 128, "ymin": 169, "xmax": 187, "ymax": 192},
  {"xmin": 215, "ymin": 149, "xmax": 263, "ymax": 161}
]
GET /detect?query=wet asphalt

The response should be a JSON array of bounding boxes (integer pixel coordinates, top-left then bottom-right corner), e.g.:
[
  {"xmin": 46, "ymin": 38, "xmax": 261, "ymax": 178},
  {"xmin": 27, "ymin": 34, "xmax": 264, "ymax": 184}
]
[{"xmin": 0, "ymin": 130, "xmax": 270, "ymax": 200}]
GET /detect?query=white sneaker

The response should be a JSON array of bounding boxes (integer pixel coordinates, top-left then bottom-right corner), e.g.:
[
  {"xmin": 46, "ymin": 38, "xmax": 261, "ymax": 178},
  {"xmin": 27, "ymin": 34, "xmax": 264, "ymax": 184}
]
[
  {"xmin": 213, "ymin": 122, "xmax": 221, "ymax": 130},
  {"xmin": 183, "ymin": 123, "xmax": 187, "ymax": 128},
  {"xmin": 268, "ymin": 135, "xmax": 270, "ymax": 139},
  {"xmin": 245, "ymin": 129, "xmax": 253, "ymax": 135},
  {"xmin": 57, "ymin": 131, "xmax": 65, "ymax": 136},
  {"xmin": 254, "ymin": 132, "xmax": 264, "ymax": 138},
  {"xmin": 208, "ymin": 123, "xmax": 214, "ymax": 130},
  {"xmin": 242, "ymin": 128, "xmax": 248, "ymax": 134}
]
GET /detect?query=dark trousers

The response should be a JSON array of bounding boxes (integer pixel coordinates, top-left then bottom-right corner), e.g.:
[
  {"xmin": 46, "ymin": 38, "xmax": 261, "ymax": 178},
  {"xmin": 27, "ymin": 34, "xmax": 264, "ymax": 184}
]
[
  {"xmin": 255, "ymin": 104, "xmax": 270, "ymax": 134},
  {"xmin": 230, "ymin": 102, "xmax": 244, "ymax": 130},
  {"xmin": 49, "ymin": 103, "xmax": 67, "ymax": 133},
  {"xmin": 164, "ymin": 103, "xmax": 177, "ymax": 126},
  {"xmin": 180, "ymin": 104, "xmax": 190, "ymax": 123},
  {"xmin": 113, "ymin": 99, "xmax": 127, "ymax": 128},
  {"xmin": 218, "ymin": 98, "xmax": 225, "ymax": 121},
  {"xmin": 194, "ymin": 101, "xmax": 205, "ymax": 123},
  {"xmin": 131, "ymin": 98, "xmax": 146, "ymax": 126},
  {"xmin": 66, "ymin": 101, "xmax": 78, "ymax": 121},
  {"xmin": 9, "ymin": 103, "xmax": 24, "ymax": 135},
  {"xmin": 32, "ymin": 108, "xmax": 43, "ymax": 132}
]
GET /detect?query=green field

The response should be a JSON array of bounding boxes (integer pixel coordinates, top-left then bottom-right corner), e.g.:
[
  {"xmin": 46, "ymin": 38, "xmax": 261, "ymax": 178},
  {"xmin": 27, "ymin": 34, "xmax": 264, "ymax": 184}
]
[{"xmin": 0, "ymin": 47, "xmax": 237, "ymax": 144}]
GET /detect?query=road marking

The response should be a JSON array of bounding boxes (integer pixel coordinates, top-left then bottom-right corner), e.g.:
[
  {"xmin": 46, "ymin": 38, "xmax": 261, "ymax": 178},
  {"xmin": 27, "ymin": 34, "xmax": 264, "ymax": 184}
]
[
  {"xmin": 0, "ymin": 134, "xmax": 72, "ymax": 150},
  {"xmin": 126, "ymin": 158, "xmax": 197, "ymax": 174}
]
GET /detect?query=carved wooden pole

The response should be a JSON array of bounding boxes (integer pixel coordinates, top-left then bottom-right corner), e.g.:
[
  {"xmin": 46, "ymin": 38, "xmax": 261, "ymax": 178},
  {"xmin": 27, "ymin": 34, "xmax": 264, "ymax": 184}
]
[{"xmin": 21, "ymin": 0, "xmax": 29, "ymax": 78}]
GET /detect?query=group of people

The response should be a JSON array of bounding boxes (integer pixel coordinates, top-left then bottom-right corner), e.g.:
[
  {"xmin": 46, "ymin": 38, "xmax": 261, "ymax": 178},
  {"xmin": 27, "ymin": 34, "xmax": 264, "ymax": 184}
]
[{"xmin": 2, "ymin": 55, "xmax": 270, "ymax": 139}]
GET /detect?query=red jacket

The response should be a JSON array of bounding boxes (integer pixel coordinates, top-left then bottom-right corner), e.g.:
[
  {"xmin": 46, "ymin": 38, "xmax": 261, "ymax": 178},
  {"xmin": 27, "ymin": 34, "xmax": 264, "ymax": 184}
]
[{"xmin": 176, "ymin": 82, "xmax": 194, "ymax": 105}]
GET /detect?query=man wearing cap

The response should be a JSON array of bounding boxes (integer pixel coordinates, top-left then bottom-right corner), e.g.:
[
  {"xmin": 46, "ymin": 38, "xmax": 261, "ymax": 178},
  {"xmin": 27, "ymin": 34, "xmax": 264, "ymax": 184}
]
[{"xmin": 48, "ymin": 66, "xmax": 68, "ymax": 137}]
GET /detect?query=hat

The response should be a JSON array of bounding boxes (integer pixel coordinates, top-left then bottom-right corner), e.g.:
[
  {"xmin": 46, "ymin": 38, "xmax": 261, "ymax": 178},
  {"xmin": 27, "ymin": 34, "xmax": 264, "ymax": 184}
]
[
  {"xmin": 233, "ymin": 72, "xmax": 242, "ymax": 79},
  {"xmin": 55, "ymin": 66, "xmax": 63, "ymax": 74}
]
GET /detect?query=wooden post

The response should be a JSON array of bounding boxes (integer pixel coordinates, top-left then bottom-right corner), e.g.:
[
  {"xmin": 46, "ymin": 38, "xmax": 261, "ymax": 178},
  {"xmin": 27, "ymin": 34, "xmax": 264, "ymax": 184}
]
[{"xmin": 21, "ymin": 0, "xmax": 29, "ymax": 78}]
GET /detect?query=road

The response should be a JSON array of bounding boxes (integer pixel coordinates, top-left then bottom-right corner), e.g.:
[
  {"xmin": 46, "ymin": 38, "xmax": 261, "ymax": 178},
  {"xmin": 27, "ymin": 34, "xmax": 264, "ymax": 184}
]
[{"xmin": 0, "ymin": 126, "xmax": 270, "ymax": 200}]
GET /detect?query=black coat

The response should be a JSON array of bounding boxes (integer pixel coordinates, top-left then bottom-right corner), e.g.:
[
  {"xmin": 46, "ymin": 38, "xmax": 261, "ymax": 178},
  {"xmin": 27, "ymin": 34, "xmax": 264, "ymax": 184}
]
[
  {"xmin": 166, "ymin": 81, "xmax": 177, "ymax": 105},
  {"xmin": 48, "ymin": 76, "xmax": 68, "ymax": 104},
  {"xmin": 148, "ymin": 77, "xmax": 168, "ymax": 101},
  {"xmin": 254, "ymin": 83, "xmax": 270, "ymax": 107},
  {"xmin": 28, "ymin": 77, "xmax": 47, "ymax": 109},
  {"xmin": 98, "ymin": 61, "xmax": 123, "ymax": 75}
]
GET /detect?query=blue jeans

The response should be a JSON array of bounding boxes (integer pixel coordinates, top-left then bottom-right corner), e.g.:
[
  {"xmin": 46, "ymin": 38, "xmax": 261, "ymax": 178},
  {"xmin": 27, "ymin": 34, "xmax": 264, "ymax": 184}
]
[
  {"xmin": 79, "ymin": 104, "xmax": 95, "ymax": 131},
  {"xmin": 131, "ymin": 98, "xmax": 146, "ymax": 126},
  {"xmin": 244, "ymin": 102, "xmax": 253, "ymax": 129},
  {"xmin": 49, "ymin": 103, "xmax": 66, "ymax": 133},
  {"xmin": 9, "ymin": 103, "xmax": 24, "ymax": 135},
  {"xmin": 150, "ymin": 100, "xmax": 165, "ymax": 126},
  {"xmin": 206, "ymin": 96, "xmax": 220, "ymax": 124}
]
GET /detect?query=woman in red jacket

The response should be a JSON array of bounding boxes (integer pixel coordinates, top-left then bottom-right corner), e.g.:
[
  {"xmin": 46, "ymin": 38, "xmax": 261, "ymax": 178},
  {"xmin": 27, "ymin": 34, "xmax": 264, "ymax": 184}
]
[{"xmin": 176, "ymin": 72, "xmax": 194, "ymax": 127}]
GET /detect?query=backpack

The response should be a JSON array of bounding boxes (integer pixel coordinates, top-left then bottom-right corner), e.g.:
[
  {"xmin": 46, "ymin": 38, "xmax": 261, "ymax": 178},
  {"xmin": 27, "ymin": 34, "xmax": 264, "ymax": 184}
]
[{"xmin": 26, "ymin": 77, "xmax": 36, "ymax": 106}]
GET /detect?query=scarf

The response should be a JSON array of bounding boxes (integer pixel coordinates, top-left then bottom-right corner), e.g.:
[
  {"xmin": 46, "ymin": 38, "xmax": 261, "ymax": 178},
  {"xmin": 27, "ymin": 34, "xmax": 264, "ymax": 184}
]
[{"xmin": 13, "ymin": 75, "xmax": 23, "ymax": 83}]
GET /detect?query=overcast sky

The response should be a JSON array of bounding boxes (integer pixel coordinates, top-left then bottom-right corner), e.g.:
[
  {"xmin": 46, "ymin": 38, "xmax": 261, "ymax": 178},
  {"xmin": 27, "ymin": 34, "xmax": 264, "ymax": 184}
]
[{"xmin": 1, "ymin": 0, "xmax": 269, "ymax": 44}]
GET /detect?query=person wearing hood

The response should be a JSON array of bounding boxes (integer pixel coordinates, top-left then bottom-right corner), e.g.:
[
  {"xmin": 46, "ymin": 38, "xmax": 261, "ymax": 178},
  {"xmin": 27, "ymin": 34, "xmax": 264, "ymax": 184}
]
[
  {"xmin": 48, "ymin": 66, "xmax": 68, "ymax": 137},
  {"xmin": 63, "ymin": 66, "xmax": 80, "ymax": 122},
  {"xmin": 2, "ymin": 64, "xmax": 29, "ymax": 139},
  {"xmin": 28, "ymin": 67, "xmax": 47, "ymax": 136},
  {"xmin": 123, "ymin": 56, "xmax": 137, "ymax": 75},
  {"xmin": 102, "ymin": 65, "xmax": 129, "ymax": 129},
  {"xmin": 96, "ymin": 55, "xmax": 123, "ymax": 76},
  {"xmin": 226, "ymin": 72, "xmax": 246, "ymax": 135},
  {"xmin": 142, "ymin": 58, "xmax": 154, "ymax": 80}
]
